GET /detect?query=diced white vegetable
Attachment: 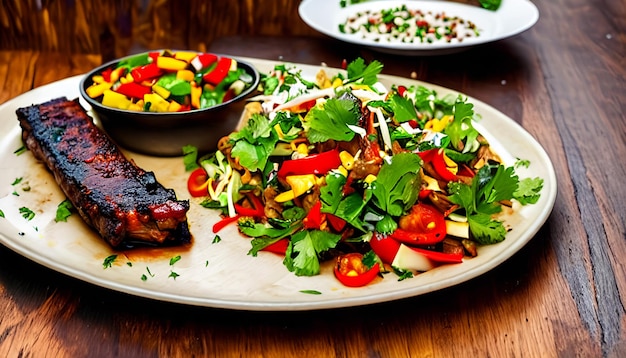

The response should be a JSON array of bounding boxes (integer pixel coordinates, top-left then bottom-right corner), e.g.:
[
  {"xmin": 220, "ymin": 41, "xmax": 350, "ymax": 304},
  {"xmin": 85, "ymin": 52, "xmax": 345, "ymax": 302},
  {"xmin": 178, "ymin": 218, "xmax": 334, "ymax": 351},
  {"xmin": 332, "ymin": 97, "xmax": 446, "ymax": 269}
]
[
  {"xmin": 391, "ymin": 244, "xmax": 436, "ymax": 272},
  {"xmin": 445, "ymin": 220, "xmax": 470, "ymax": 239},
  {"xmin": 373, "ymin": 107, "xmax": 392, "ymax": 151}
]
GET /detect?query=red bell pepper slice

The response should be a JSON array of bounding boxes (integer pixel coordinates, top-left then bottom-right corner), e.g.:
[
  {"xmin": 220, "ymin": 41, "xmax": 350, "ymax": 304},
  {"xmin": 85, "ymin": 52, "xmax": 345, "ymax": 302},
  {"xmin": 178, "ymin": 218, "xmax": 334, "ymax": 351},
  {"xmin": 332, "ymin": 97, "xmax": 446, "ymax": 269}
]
[
  {"xmin": 203, "ymin": 57, "xmax": 232, "ymax": 86},
  {"xmin": 409, "ymin": 247, "xmax": 464, "ymax": 264},
  {"xmin": 326, "ymin": 213, "xmax": 347, "ymax": 232},
  {"xmin": 115, "ymin": 82, "xmax": 152, "ymax": 100},
  {"xmin": 187, "ymin": 167, "xmax": 210, "ymax": 197},
  {"xmin": 101, "ymin": 68, "xmax": 113, "ymax": 83},
  {"xmin": 277, "ymin": 148, "xmax": 342, "ymax": 179},
  {"xmin": 418, "ymin": 148, "xmax": 458, "ymax": 182},
  {"xmin": 234, "ymin": 193, "xmax": 265, "ymax": 218},
  {"xmin": 131, "ymin": 63, "xmax": 164, "ymax": 83},
  {"xmin": 334, "ymin": 253, "xmax": 380, "ymax": 287},
  {"xmin": 262, "ymin": 238, "xmax": 289, "ymax": 255},
  {"xmin": 392, "ymin": 203, "xmax": 447, "ymax": 246},
  {"xmin": 302, "ymin": 200, "xmax": 323, "ymax": 229},
  {"xmin": 148, "ymin": 51, "xmax": 161, "ymax": 63},
  {"xmin": 191, "ymin": 53, "xmax": 218, "ymax": 71},
  {"xmin": 212, "ymin": 215, "xmax": 240, "ymax": 233},
  {"xmin": 369, "ymin": 232, "xmax": 401, "ymax": 264}
]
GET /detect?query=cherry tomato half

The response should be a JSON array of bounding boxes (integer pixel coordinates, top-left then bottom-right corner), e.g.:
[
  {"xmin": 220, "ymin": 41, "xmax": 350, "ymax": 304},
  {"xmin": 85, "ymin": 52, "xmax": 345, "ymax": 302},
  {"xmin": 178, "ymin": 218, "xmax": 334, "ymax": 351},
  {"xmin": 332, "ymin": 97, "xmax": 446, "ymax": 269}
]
[
  {"xmin": 394, "ymin": 203, "xmax": 447, "ymax": 246},
  {"xmin": 334, "ymin": 253, "xmax": 380, "ymax": 287}
]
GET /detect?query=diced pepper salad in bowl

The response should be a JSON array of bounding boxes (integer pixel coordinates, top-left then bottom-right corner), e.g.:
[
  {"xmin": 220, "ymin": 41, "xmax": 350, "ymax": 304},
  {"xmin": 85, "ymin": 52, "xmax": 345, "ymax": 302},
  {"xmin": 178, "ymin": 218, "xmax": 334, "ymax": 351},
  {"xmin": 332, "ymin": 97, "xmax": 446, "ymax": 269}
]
[
  {"xmin": 83, "ymin": 49, "xmax": 255, "ymax": 112},
  {"xmin": 183, "ymin": 58, "xmax": 544, "ymax": 288}
]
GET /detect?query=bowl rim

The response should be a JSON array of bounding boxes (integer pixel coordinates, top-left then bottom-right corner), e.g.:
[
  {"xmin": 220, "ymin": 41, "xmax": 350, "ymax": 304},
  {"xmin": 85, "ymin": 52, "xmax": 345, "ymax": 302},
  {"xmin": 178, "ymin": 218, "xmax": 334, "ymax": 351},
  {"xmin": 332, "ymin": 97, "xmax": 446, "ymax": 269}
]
[{"xmin": 79, "ymin": 49, "xmax": 261, "ymax": 117}]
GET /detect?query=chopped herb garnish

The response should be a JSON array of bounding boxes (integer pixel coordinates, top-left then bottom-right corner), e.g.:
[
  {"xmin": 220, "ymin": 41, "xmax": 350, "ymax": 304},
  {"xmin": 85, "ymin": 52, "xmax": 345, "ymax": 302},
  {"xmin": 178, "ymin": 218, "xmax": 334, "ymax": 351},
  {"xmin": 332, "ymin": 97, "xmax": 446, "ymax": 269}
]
[
  {"xmin": 103, "ymin": 254, "xmax": 117, "ymax": 269},
  {"xmin": 169, "ymin": 271, "xmax": 180, "ymax": 279},
  {"xmin": 11, "ymin": 177, "xmax": 23, "ymax": 185},
  {"xmin": 300, "ymin": 289, "xmax": 322, "ymax": 295},
  {"xmin": 212, "ymin": 235, "xmax": 222, "ymax": 244},
  {"xmin": 14, "ymin": 145, "xmax": 27, "ymax": 155},
  {"xmin": 19, "ymin": 207, "xmax": 35, "ymax": 221},
  {"xmin": 0, "ymin": 210, "xmax": 4, "ymax": 218},
  {"xmin": 169, "ymin": 255, "xmax": 182, "ymax": 265}
]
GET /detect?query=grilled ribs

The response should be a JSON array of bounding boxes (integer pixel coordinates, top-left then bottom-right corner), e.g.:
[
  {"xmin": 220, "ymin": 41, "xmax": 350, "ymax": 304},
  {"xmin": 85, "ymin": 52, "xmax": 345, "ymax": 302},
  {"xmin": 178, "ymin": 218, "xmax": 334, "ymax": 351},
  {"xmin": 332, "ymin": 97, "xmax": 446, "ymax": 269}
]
[{"xmin": 16, "ymin": 97, "xmax": 191, "ymax": 248}]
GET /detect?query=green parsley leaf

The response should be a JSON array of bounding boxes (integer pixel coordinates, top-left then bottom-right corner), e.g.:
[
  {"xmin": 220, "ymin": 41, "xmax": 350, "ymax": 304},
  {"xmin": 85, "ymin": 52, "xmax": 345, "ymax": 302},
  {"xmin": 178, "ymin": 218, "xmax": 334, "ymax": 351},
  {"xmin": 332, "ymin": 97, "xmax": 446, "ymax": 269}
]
[
  {"xmin": 284, "ymin": 230, "xmax": 341, "ymax": 276},
  {"xmin": 212, "ymin": 235, "xmax": 222, "ymax": 244},
  {"xmin": 515, "ymin": 157, "xmax": 531, "ymax": 168},
  {"xmin": 305, "ymin": 98, "xmax": 360, "ymax": 143},
  {"xmin": 55, "ymin": 199, "xmax": 74, "ymax": 222},
  {"xmin": 371, "ymin": 152, "xmax": 421, "ymax": 216},
  {"xmin": 182, "ymin": 145, "xmax": 199, "ymax": 171},
  {"xmin": 11, "ymin": 177, "xmax": 23, "ymax": 185},
  {"xmin": 345, "ymin": 58, "xmax": 383, "ymax": 86},
  {"xmin": 389, "ymin": 93, "xmax": 418, "ymax": 122},
  {"xmin": 514, "ymin": 177, "xmax": 544, "ymax": 205},
  {"xmin": 0, "ymin": 210, "xmax": 4, "ymax": 218},
  {"xmin": 467, "ymin": 213, "xmax": 507, "ymax": 245},
  {"xmin": 444, "ymin": 100, "xmax": 480, "ymax": 153},
  {"xmin": 230, "ymin": 114, "xmax": 279, "ymax": 171},
  {"xmin": 169, "ymin": 271, "xmax": 180, "ymax": 279}
]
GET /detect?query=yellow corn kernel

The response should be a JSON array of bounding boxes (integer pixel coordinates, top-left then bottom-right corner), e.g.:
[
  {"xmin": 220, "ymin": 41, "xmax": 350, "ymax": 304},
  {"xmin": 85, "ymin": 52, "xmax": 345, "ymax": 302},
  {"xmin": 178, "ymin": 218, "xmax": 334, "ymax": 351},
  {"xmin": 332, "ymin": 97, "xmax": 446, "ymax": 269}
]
[
  {"xmin": 337, "ymin": 166, "xmax": 348, "ymax": 177},
  {"xmin": 125, "ymin": 72, "xmax": 134, "ymax": 82},
  {"xmin": 364, "ymin": 174, "xmax": 377, "ymax": 184},
  {"xmin": 274, "ymin": 190, "xmax": 295, "ymax": 203},
  {"xmin": 176, "ymin": 69, "xmax": 195, "ymax": 82},
  {"xmin": 339, "ymin": 151, "xmax": 354, "ymax": 170},
  {"xmin": 331, "ymin": 78, "xmax": 343, "ymax": 88}
]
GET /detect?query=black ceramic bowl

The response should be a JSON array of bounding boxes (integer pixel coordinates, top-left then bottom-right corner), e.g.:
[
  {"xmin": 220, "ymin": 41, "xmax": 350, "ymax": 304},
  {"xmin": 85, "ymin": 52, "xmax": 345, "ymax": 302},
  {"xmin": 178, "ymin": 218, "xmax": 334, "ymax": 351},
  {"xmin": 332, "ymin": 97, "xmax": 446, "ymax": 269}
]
[{"xmin": 79, "ymin": 51, "xmax": 260, "ymax": 156}]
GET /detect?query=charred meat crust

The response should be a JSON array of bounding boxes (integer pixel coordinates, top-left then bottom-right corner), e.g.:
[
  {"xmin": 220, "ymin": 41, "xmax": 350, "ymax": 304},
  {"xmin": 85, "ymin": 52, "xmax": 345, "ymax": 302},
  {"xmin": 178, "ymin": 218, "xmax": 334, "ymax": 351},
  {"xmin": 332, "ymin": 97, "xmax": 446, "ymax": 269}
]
[{"xmin": 16, "ymin": 97, "xmax": 191, "ymax": 248}]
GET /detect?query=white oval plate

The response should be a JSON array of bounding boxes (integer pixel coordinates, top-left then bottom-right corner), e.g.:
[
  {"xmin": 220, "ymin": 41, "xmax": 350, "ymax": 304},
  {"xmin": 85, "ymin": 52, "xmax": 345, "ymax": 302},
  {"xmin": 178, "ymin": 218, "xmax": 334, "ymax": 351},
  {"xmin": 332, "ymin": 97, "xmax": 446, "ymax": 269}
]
[
  {"xmin": 299, "ymin": 0, "xmax": 539, "ymax": 55},
  {"xmin": 0, "ymin": 58, "xmax": 555, "ymax": 311}
]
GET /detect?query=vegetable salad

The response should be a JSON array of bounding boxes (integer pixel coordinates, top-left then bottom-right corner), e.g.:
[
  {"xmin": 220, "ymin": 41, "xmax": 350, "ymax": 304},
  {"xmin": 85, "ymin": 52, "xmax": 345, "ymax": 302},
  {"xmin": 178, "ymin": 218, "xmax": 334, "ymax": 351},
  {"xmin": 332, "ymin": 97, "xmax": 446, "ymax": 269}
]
[
  {"xmin": 84, "ymin": 50, "xmax": 255, "ymax": 112},
  {"xmin": 184, "ymin": 58, "xmax": 543, "ymax": 287}
]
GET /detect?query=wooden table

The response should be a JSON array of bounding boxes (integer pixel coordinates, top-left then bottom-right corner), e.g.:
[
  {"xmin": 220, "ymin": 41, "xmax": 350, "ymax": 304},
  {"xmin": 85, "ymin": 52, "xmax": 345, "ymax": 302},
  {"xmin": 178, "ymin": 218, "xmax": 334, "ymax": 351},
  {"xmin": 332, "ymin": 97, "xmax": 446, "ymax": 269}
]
[{"xmin": 1, "ymin": 2, "xmax": 624, "ymax": 357}]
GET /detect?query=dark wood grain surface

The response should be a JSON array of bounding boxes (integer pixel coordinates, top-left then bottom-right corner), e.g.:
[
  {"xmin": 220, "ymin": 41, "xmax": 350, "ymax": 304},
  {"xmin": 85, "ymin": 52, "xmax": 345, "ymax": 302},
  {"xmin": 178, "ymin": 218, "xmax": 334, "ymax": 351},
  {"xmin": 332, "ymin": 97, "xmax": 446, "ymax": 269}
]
[{"xmin": 1, "ymin": 0, "xmax": 625, "ymax": 357}]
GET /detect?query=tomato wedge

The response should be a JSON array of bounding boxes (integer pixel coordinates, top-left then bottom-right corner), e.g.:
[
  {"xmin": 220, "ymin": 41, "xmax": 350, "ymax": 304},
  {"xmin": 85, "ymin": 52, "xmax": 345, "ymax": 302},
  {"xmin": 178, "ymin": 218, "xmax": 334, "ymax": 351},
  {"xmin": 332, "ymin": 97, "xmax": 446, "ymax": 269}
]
[
  {"xmin": 187, "ymin": 167, "xmax": 210, "ymax": 197},
  {"xmin": 394, "ymin": 203, "xmax": 446, "ymax": 246},
  {"xmin": 334, "ymin": 253, "xmax": 380, "ymax": 287}
]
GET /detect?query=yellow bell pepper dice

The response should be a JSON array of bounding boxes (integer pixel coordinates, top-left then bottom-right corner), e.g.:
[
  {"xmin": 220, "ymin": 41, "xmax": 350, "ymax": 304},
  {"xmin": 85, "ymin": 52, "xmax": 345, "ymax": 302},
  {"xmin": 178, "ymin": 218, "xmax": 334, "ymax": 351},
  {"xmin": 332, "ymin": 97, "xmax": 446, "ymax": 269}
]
[
  {"xmin": 144, "ymin": 93, "xmax": 170, "ymax": 112},
  {"xmin": 168, "ymin": 100, "xmax": 182, "ymax": 112},
  {"xmin": 101, "ymin": 89, "xmax": 131, "ymax": 110},
  {"xmin": 152, "ymin": 84, "xmax": 171, "ymax": 99},
  {"xmin": 174, "ymin": 51, "xmax": 199, "ymax": 63},
  {"xmin": 285, "ymin": 174, "xmax": 317, "ymax": 197},
  {"xmin": 156, "ymin": 56, "xmax": 188, "ymax": 71},
  {"xmin": 176, "ymin": 69, "xmax": 195, "ymax": 82},
  {"xmin": 274, "ymin": 190, "xmax": 295, "ymax": 203},
  {"xmin": 85, "ymin": 82, "xmax": 112, "ymax": 98},
  {"xmin": 190, "ymin": 84, "xmax": 202, "ymax": 109}
]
